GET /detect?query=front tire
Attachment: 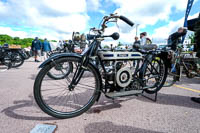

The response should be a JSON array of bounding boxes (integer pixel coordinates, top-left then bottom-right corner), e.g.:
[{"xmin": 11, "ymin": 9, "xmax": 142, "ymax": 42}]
[{"xmin": 34, "ymin": 57, "xmax": 101, "ymax": 119}]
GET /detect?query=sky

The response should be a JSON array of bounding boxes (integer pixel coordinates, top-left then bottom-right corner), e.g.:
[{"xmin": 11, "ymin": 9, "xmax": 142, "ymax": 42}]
[{"xmin": 0, "ymin": 0, "xmax": 199, "ymax": 44}]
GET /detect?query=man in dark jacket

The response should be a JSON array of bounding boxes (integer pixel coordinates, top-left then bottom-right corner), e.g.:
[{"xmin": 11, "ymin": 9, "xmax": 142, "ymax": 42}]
[
  {"xmin": 41, "ymin": 38, "xmax": 51, "ymax": 60},
  {"xmin": 168, "ymin": 27, "xmax": 187, "ymax": 51},
  {"xmin": 31, "ymin": 37, "xmax": 41, "ymax": 62}
]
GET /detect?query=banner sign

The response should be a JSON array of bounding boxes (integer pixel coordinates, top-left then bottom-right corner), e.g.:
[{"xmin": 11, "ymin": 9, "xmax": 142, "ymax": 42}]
[{"xmin": 182, "ymin": 0, "xmax": 194, "ymax": 42}]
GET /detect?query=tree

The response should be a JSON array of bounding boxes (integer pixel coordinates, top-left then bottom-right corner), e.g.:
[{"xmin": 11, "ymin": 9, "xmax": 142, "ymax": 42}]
[
  {"xmin": 0, "ymin": 34, "xmax": 35, "ymax": 48},
  {"xmin": 103, "ymin": 45, "xmax": 110, "ymax": 49},
  {"xmin": 188, "ymin": 33, "xmax": 195, "ymax": 43},
  {"xmin": 0, "ymin": 34, "xmax": 13, "ymax": 44},
  {"xmin": 51, "ymin": 40, "xmax": 57, "ymax": 42},
  {"xmin": 117, "ymin": 42, "xmax": 122, "ymax": 47}
]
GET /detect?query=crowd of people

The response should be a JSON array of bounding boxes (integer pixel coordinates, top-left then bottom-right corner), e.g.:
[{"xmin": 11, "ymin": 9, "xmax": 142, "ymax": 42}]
[
  {"xmin": 31, "ymin": 38, "xmax": 69, "ymax": 62},
  {"xmin": 31, "ymin": 37, "xmax": 51, "ymax": 62},
  {"xmin": 133, "ymin": 32, "xmax": 152, "ymax": 47}
]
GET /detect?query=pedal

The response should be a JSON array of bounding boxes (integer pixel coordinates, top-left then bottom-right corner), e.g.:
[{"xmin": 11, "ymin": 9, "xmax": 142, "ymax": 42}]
[{"xmin": 105, "ymin": 90, "xmax": 143, "ymax": 98}]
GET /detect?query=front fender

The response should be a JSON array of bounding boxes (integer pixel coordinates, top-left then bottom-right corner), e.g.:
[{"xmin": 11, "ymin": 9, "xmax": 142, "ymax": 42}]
[
  {"xmin": 39, "ymin": 52, "xmax": 103, "ymax": 101},
  {"xmin": 39, "ymin": 53, "xmax": 81, "ymax": 68}
]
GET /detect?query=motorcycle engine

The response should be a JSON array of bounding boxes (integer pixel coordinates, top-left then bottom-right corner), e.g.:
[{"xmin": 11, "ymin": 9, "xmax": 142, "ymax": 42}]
[
  {"xmin": 116, "ymin": 66, "xmax": 132, "ymax": 88},
  {"xmin": 103, "ymin": 61, "xmax": 132, "ymax": 88}
]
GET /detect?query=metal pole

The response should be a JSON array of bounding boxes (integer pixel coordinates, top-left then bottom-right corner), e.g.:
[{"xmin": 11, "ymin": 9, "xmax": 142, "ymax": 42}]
[{"xmin": 136, "ymin": 24, "xmax": 139, "ymax": 37}]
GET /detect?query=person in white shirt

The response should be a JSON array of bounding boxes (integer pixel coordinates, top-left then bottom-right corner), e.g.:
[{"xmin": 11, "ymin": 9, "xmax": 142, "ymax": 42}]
[
  {"xmin": 140, "ymin": 32, "xmax": 147, "ymax": 45},
  {"xmin": 58, "ymin": 40, "xmax": 63, "ymax": 49}
]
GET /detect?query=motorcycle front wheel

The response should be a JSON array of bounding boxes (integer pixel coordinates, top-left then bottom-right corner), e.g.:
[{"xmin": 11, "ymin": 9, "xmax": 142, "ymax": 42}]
[{"xmin": 34, "ymin": 57, "xmax": 101, "ymax": 119}]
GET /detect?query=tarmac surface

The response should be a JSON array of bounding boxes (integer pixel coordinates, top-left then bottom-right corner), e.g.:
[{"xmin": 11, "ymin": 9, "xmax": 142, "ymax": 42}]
[{"xmin": 0, "ymin": 58, "xmax": 200, "ymax": 133}]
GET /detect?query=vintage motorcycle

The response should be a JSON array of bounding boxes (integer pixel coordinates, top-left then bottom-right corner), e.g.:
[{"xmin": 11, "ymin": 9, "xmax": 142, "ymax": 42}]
[
  {"xmin": 0, "ymin": 45, "xmax": 12, "ymax": 69},
  {"xmin": 34, "ymin": 14, "xmax": 169, "ymax": 119}
]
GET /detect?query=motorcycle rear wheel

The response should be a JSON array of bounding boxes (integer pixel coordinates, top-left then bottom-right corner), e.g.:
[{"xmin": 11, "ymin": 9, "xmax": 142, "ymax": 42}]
[
  {"xmin": 140, "ymin": 56, "xmax": 167, "ymax": 94},
  {"xmin": 10, "ymin": 52, "xmax": 24, "ymax": 68}
]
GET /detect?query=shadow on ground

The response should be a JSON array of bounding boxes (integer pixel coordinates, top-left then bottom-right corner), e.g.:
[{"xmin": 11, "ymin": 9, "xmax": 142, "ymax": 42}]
[
  {"xmin": 174, "ymin": 76, "xmax": 200, "ymax": 85},
  {"xmin": 138, "ymin": 92, "xmax": 200, "ymax": 109},
  {"xmin": 88, "ymin": 96, "xmax": 135, "ymax": 114},
  {"xmin": 1, "ymin": 95, "xmax": 56, "ymax": 121},
  {"xmin": 29, "ymin": 74, "xmax": 37, "ymax": 80},
  {"xmin": 1, "ymin": 94, "xmax": 129, "ymax": 120},
  {"xmin": 84, "ymin": 121, "xmax": 164, "ymax": 133},
  {"xmin": 2, "ymin": 91, "xmax": 199, "ymax": 121}
]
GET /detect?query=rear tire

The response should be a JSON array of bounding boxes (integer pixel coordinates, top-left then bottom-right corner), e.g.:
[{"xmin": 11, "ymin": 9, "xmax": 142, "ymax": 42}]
[
  {"xmin": 141, "ymin": 56, "xmax": 167, "ymax": 94},
  {"xmin": 10, "ymin": 52, "xmax": 24, "ymax": 68},
  {"xmin": 47, "ymin": 62, "xmax": 73, "ymax": 80}
]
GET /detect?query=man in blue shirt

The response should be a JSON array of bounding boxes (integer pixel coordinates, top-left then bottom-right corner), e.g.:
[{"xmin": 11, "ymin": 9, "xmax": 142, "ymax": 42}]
[
  {"xmin": 31, "ymin": 37, "xmax": 41, "ymax": 62},
  {"xmin": 42, "ymin": 38, "xmax": 51, "ymax": 60}
]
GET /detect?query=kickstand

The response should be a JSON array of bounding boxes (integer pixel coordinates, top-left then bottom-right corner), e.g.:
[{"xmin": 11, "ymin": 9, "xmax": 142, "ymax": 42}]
[{"xmin": 141, "ymin": 90, "xmax": 158, "ymax": 102}]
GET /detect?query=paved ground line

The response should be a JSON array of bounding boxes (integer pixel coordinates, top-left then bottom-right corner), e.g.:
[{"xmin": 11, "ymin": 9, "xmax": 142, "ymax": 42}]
[{"xmin": 173, "ymin": 84, "xmax": 200, "ymax": 93}]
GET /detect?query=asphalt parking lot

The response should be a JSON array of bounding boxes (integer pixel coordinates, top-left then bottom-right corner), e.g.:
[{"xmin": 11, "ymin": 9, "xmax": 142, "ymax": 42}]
[{"xmin": 0, "ymin": 58, "xmax": 200, "ymax": 133}]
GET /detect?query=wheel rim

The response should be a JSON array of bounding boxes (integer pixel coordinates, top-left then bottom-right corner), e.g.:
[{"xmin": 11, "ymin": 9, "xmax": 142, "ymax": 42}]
[
  {"xmin": 39, "ymin": 59, "xmax": 98, "ymax": 115},
  {"xmin": 11, "ymin": 54, "xmax": 23, "ymax": 67},
  {"xmin": 144, "ymin": 58, "xmax": 165, "ymax": 89}
]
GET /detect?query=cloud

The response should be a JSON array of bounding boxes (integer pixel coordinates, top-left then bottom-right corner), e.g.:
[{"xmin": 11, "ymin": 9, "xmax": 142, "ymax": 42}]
[
  {"xmin": 111, "ymin": 0, "xmax": 186, "ymax": 25},
  {"xmin": 0, "ymin": 0, "xmax": 199, "ymax": 42},
  {"xmin": 151, "ymin": 13, "xmax": 199, "ymax": 42},
  {"xmin": 86, "ymin": 0, "xmax": 101, "ymax": 11},
  {"xmin": 0, "ymin": 0, "xmax": 89, "ymax": 40},
  {"xmin": 0, "ymin": 26, "xmax": 28, "ymax": 38},
  {"xmin": 99, "ymin": 0, "xmax": 199, "ymax": 44}
]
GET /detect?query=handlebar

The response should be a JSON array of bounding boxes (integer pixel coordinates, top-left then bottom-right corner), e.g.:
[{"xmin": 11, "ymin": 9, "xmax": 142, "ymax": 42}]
[
  {"xmin": 100, "ymin": 14, "xmax": 134, "ymax": 32},
  {"xmin": 119, "ymin": 16, "xmax": 134, "ymax": 27}
]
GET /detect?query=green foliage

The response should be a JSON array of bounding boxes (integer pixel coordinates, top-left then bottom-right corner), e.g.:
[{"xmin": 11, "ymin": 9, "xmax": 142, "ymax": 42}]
[
  {"xmin": 103, "ymin": 45, "xmax": 110, "ymax": 49},
  {"xmin": 0, "ymin": 34, "xmax": 36, "ymax": 48},
  {"xmin": 51, "ymin": 40, "xmax": 57, "ymax": 42},
  {"xmin": 117, "ymin": 42, "xmax": 122, "ymax": 47},
  {"xmin": 188, "ymin": 33, "xmax": 195, "ymax": 43}
]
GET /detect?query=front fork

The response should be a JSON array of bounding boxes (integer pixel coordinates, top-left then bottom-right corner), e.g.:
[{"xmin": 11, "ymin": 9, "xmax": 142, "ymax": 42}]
[{"xmin": 68, "ymin": 56, "xmax": 89, "ymax": 90}]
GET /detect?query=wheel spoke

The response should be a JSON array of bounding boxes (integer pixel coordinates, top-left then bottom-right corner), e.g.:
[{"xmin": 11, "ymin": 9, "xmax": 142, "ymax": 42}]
[{"xmin": 34, "ymin": 57, "xmax": 100, "ymax": 118}]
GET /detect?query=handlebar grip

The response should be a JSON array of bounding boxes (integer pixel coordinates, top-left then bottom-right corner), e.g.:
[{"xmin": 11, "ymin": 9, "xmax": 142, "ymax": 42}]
[{"xmin": 119, "ymin": 16, "xmax": 134, "ymax": 27}]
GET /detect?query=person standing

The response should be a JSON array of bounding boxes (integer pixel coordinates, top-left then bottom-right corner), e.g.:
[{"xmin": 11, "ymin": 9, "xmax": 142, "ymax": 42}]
[
  {"xmin": 133, "ymin": 36, "xmax": 140, "ymax": 45},
  {"xmin": 42, "ymin": 38, "xmax": 51, "ymax": 61},
  {"xmin": 58, "ymin": 40, "xmax": 63, "ymax": 49},
  {"xmin": 133, "ymin": 36, "xmax": 140, "ymax": 67},
  {"xmin": 140, "ymin": 32, "xmax": 147, "ymax": 45},
  {"xmin": 168, "ymin": 27, "xmax": 187, "ymax": 51},
  {"xmin": 31, "ymin": 37, "xmax": 41, "ymax": 62}
]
